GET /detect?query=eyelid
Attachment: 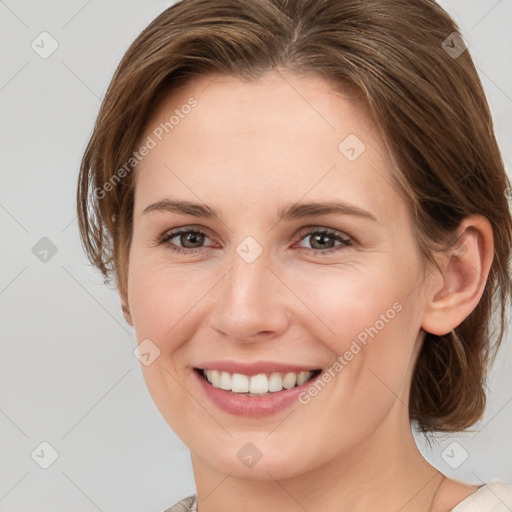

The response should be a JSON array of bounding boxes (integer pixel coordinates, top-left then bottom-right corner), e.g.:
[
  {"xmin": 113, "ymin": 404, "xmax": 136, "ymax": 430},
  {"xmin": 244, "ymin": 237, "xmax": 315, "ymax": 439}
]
[
  {"xmin": 296, "ymin": 225, "xmax": 351, "ymax": 240},
  {"xmin": 294, "ymin": 225, "xmax": 355, "ymax": 246}
]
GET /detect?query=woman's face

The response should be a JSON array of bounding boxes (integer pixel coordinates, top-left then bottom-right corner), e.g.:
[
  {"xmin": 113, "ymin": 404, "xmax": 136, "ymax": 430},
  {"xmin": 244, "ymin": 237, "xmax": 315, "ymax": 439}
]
[{"xmin": 126, "ymin": 71, "xmax": 431, "ymax": 480}]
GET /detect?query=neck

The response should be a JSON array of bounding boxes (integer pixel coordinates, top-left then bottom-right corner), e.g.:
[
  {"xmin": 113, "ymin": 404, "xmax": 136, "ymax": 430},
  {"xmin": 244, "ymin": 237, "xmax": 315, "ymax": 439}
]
[{"xmin": 190, "ymin": 407, "xmax": 442, "ymax": 512}]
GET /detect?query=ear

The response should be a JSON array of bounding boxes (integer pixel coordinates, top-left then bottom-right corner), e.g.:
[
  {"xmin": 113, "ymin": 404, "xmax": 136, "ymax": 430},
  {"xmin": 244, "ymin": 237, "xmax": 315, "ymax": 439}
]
[
  {"xmin": 118, "ymin": 285, "xmax": 134, "ymax": 326},
  {"xmin": 421, "ymin": 215, "xmax": 494, "ymax": 336},
  {"xmin": 121, "ymin": 301, "xmax": 134, "ymax": 326}
]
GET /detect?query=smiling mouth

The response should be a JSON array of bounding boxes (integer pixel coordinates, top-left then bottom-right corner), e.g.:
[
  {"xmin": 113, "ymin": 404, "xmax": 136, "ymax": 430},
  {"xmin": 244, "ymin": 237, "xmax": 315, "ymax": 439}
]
[{"xmin": 194, "ymin": 368, "xmax": 322, "ymax": 396}]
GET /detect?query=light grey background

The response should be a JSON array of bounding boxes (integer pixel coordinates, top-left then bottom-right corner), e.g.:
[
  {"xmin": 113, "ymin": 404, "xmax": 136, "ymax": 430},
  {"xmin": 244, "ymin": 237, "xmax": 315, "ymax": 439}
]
[{"xmin": 0, "ymin": 1, "xmax": 511, "ymax": 511}]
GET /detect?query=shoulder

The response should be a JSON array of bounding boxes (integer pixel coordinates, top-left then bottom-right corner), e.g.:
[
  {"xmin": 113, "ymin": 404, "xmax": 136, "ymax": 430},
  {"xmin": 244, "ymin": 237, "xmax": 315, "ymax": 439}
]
[
  {"xmin": 163, "ymin": 494, "xmax": 197, "ymax": 512},
  {"xmin": 452, "ymin": 481, "xmax": 512, "ymax": 511}
]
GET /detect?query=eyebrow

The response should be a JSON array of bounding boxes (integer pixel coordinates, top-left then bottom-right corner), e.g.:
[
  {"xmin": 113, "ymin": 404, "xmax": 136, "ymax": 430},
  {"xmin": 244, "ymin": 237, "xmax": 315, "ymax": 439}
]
[{"xmin": 142, "ymin": 199, "xmax": 378, "ymax": 223}]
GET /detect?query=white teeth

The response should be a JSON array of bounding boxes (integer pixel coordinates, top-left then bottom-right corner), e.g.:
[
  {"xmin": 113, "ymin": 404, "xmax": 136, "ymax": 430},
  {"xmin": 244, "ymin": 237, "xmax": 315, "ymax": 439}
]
[
  {"xmin": 282, "ymin": 372, "xmax": 297, "ymax": 389},
  {"xmin": 210, "ymin": 370, "xmax": 220, "ymax": 387},
  {"xmin": 268, "ymin": 372, "xmax": 283, "ymax": 392},
  {"xmin": 249, "ymin": 374, "xmax": 269, "ymax": 394},
  {"xmin": 201, "ymin": 369, "xmax": 317, "ymax": 394},
  {"xmin": 219, "ymin": 371, "xmax": 231, "ymax": 390},
  {"xmin": 296, "ymin": 371, "xmax": 310, "ymax": 386},
  {"xmin": 231, "ymin": 373, "xmax": 249, "ymax": 393}
]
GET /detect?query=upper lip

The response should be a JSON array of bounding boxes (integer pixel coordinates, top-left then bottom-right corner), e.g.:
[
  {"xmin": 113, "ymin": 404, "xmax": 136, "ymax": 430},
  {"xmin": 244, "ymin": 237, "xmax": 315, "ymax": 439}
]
[{"xmin": 195, "ymin": 360, "xmax": 322, "ymax": 376}]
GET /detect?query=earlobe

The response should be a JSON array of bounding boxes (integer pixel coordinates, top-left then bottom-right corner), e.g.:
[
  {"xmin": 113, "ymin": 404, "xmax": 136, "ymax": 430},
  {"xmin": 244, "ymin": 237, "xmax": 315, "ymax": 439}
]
[
  {"xmin": 122, "ymin": 302, "xmax": 134, "ymax": 326},
  {"xmin": 421, "ymin": 215, "xmax": 494, "ymax": 336}
]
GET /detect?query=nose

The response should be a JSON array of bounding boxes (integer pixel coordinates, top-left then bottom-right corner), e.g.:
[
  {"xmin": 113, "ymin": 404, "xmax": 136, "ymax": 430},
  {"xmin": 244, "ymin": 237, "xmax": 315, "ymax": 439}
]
[{"xmin": 208, "ymin": 246, "xmax": 291, "ymax": 344}]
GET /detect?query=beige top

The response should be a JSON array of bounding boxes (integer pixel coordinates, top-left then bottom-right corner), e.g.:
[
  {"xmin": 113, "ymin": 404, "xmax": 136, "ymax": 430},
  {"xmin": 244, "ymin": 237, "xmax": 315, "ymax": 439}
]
[{"xmin": 164, "ymin": 481, "xmax": 512, "ymax": 512}]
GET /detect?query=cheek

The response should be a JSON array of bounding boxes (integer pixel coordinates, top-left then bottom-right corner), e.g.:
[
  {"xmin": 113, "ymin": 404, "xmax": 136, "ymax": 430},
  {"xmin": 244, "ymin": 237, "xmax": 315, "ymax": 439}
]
[
  {"xmin": 127, "ymin": 257, "xmax": 209, "ymax": 340},
  {"xmin": 127, "ymin": 259, "xmax": 204, "ymax": 430},
  {"xmin": 288, "ymin": 263, "xmax": 418, "ymax": 409},
  {"xmin": 285, "ymin": 262, "xmax": 409, "ymax": 351}
]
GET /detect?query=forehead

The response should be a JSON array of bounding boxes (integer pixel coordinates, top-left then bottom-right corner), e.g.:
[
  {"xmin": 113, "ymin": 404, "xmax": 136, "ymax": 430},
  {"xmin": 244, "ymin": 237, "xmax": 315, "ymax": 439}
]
[{"xmin": 134, "ymin": 71, "xmax": 407, "ymax": 225}]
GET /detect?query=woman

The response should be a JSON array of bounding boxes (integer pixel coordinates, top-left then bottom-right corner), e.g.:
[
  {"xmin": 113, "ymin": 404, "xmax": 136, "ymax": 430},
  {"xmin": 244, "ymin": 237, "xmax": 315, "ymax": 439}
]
[{"xmin": 77, "ymin": 0, "xmax": 512, "ymax": 510}]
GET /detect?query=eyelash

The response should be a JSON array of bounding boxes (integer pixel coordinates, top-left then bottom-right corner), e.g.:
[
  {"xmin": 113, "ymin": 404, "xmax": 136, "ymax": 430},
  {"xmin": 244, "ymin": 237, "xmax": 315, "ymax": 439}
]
[{"xmin": 157, "ymin": 226, "xmax": 353, "ymax": 256}]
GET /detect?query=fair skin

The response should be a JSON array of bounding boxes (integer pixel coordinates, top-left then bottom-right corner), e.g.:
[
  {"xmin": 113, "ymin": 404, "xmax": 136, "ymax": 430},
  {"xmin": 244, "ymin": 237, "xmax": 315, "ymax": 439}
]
[{"xmin": 122, "ymin": 71, "xmax": 493, "ymax": 511}]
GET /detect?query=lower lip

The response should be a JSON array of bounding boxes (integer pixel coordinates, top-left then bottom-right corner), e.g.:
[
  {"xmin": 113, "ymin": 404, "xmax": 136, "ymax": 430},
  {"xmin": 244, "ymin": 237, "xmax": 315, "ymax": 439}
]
[{"xmin": 193, "ymin": 369, "xmax": 322, "ymax": 417}]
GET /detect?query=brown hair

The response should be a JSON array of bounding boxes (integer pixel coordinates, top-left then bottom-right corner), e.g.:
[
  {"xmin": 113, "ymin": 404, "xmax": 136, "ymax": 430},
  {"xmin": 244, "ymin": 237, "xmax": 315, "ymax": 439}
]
[{"xmin": 77, "ymin": 0, "xmax": 512, "ymax": 432}]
